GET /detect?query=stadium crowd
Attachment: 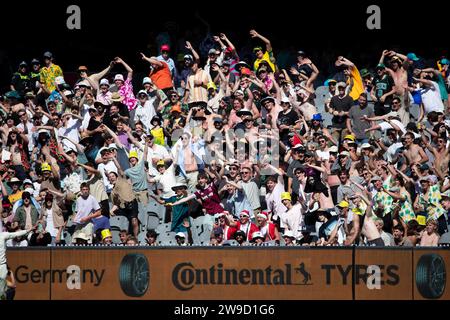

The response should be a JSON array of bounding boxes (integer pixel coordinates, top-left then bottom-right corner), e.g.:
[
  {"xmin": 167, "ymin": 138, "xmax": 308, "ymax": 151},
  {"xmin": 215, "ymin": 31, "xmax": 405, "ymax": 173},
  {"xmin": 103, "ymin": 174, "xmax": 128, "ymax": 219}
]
[{"xmin": 1, "ymin": 29, "xmax": 450, "ymax": 248}]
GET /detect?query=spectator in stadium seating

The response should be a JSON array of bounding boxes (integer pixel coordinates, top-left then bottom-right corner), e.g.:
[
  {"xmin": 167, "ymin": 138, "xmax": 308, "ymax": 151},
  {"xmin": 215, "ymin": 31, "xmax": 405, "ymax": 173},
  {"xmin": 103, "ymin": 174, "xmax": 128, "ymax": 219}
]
[{"xmin": 72, "ymin": 183, "xmax": 102, "ymax": 244}]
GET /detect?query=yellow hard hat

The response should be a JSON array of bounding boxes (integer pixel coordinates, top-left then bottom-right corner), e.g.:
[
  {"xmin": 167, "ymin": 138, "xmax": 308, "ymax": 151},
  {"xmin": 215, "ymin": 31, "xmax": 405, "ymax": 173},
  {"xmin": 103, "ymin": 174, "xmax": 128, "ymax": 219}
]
[
  {"xmin": 281, "ymin": 192, "xmax": 292, "ymax": 201},
  {"xmin": 101, "ymin": 229, "xmax": 112, "ymax": 240},
  {"xmin": 41, "ymin": 162, "xmax": 52, "ymax": 172},
  {"xmin": 337, "ymin": 200, "xmax": 349, "ymax": 208},
  {"xmin": 343, "ymin": 134, "xmax": 356, "ymax": 142},
  {"xmin": 129, "ymin": 150, "xmax": 139, "ymax": 160}
]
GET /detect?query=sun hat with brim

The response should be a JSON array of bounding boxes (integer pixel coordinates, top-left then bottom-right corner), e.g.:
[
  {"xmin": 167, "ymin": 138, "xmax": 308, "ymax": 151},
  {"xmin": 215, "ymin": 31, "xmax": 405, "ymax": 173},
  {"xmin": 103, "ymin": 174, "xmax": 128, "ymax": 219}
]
[
  {"xmin": 260, "ymin": 96, "xmax": 275, "ymax": 105},
  {"xmin": 236, "ymin": 110, "xmax": 253, "ymax": 118},
  {"xmin": 171, "ymin": 183, "xmax": 188, "ymax": 192},
  {"xmin": 110, "ymin": 92, "xmax": 124, "ymax": 102},
  {"xmin": 361, "ymin": 143, "xmax": 373, "ymax": 149},
  {"xmin": 7, "ymin": 177, "xmax": 22, "ymax": 186},
  {"xmin": 281, "ymin": 192, "xmax": 292, "ymax": 201}
]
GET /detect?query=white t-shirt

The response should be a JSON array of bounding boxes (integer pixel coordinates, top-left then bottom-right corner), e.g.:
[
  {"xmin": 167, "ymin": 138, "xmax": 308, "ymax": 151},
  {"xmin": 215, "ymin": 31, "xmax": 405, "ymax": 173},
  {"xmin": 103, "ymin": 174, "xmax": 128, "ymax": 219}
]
[
  {"xmin": 45, "ymin": 209, "xmax": 57, "ymax": 237},
  {"xmin": 281, "ymin": 203, "xmax": 304, "ymax": 239},
  {"xmin": 74, "ymin": 195, "xmax": 101, "ymax": 225},
  {"xmin": 147, "ymin": 144, "xmax": 170, "ymax": 176},
  {"xmin": 153, "ymin": 165, "xmax": 177, "ymax": 199},
  {"xmin": 420, "ymin": 81, "xmax": 444, "ymax": 114},
  {"xmin": 98, "ymin": 161, "xmax": 118, "ymax": 193},
  {"xmin": 265, "ymin": 177, "xmax": 287, "ymax": 227},
  {"xmin": 59, "ymin": 117, "xmax": 81, "ymax": 151},
  {"xmin": 134, "ymin": 100, "xmax": 157, "ymax": 132},
  {"xmin": 316, "ymin": 150, "xmax": 330, "ymax": 161}
]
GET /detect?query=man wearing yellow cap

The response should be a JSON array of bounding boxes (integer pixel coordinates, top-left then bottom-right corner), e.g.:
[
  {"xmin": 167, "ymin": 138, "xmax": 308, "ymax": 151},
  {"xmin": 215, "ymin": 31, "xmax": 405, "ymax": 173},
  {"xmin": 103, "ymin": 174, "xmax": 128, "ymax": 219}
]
[
  {"xmin": 280, "ymin": 192, "xmax": 304, "ymax": 239},
  {"xmin": 124, "ymin": 143, "xmax": 149, "ymax": 205},
  {"xmin": 336, "ymin": 199, "xmax": 361, "ymax": 246}
]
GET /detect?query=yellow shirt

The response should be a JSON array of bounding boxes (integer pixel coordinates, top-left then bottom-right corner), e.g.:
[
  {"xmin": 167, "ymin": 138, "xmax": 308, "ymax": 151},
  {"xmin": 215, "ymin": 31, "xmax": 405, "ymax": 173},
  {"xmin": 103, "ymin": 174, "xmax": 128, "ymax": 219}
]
[
  {"xmin": 8, "ymin": 190, "xmax": 23, "ymax": 205},
  {"xmin": 151, "ymin": 127, "xmax": 165, "ymax": 146},
  {"xmin": 347, "ymin": 66, "xmax": 364, "ymax": 101},
  {"xmin": 40, "ymin": 64, "xmax": 63, "ymax": 92},
  {"xmin": 254, "ymin": 51, "xmax": 276, "ymax": 73}
]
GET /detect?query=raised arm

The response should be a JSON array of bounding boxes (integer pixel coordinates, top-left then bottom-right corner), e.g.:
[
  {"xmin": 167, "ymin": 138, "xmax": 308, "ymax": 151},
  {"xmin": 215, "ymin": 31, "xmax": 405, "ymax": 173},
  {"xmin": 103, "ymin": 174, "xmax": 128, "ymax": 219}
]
[
  {"xmin": 115, "ymin": 57, "xmax": 133, "ymax": 80},
  {"xmin": 185, "ymin": 41, "xmax": 200, "ymax": 63},
  {"xmin": 140, "ymin": 53, "xmax": 164, "ymax": 68},
  {"xmin": 249, "ymin": 29, "xmax": 272, "ymax": 52}
]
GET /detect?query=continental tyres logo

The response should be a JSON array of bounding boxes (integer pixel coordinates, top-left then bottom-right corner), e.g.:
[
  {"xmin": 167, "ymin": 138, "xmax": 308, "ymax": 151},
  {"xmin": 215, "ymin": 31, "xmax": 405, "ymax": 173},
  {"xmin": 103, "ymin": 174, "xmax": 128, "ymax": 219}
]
[
  {"xmin": 172, "ymin": 263, "xmax": 312, "ymax": 291},
  {"xmin": 416, "ymin": 253, "xmax": 446, "ymax": 299},
  {"xmin": 119, "ymin": 254, "xmax": 150, "ymax": 297}
]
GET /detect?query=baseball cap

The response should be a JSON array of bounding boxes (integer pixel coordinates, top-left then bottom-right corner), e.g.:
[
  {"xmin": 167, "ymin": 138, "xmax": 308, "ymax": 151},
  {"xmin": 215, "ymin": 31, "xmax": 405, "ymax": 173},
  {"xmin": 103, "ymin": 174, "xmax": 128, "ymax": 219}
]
[
  {"xmin": 161, "ymin": 44, "xmax": 170, "ymax": 52},
  {"xmin": 253, "ymin": 46, "xmax": 263, "ymax": 53},
  {"xmin": 407, "ymin": 53, "xmax": 419, "ymax": 61},
  {"xmin": 441, "ymin": 58, "xmax": 450, "ymax": 65},
  {"xmin": 336, "ymin": 201, "xmax": 349, "ymax": 208},
  {"xmin": 376, "ymin": 63, "xmax": 386, "ymax": 70},
  {"xmin": 43, "ymin": 51, "xmax": 53, "ymax": 59},
  {"xmin": 184, "ymin": 54, "xmax": 193, "ymax": 61},
  {"xmin": 328, "ymin": 146, "xmax": 338, "ymax": 153},
  {"xmin": 371, "ymin": 175, "xmax": 382, "ymax": 182},
  {"xmin": 339, "ymin": 151, "xmax": 351, "ymax": 157},
  {"xmin": 175, "ymin": 232, "xmax": 186, "ymax": 239}
]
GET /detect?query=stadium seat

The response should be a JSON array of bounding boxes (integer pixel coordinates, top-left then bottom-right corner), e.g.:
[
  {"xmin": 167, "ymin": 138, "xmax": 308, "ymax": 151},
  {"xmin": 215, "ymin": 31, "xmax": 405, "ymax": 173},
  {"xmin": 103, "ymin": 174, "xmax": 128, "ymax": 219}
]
[
  {"xmin": 137, "ymin": 232, "xmax": 147, "ymax": 245},
  {"xmin": 155, "ymin": 223, "xmax": 171, "ymax": 234},
  {"xmin": 111, "ymin": 229, "xmax": 122, "ymax": 244},
  {"xmin": 110, "ymin": 216, "xmax": 129, "ymax": 231},
  {"xmin": 146, "ymin": 214, "xmax": 161, "ymax": 230}
]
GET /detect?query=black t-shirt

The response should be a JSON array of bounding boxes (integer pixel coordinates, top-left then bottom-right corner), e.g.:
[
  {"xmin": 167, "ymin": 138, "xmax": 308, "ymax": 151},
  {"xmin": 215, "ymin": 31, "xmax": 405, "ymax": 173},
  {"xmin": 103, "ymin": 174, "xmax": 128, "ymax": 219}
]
[
  {"xmin": 329, "ymin": 95, "xmax": 354, "ymax": 128},
  {"xmin": 277, "ymin": 109, "xmax": 299, "ymax": 141},
  {"xmin": 87, "ymin": 117, "xmax": 105, "ymax": 147},
  {"xmin": 373, "ymin": 74, "xmax": 394, "ymax": 104}
]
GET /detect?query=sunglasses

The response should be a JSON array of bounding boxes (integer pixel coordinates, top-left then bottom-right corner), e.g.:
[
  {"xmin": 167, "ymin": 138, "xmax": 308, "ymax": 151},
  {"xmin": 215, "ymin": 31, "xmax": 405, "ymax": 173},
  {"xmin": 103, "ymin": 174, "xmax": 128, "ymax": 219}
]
[{"xmin": 240, "ymin": 171, "xmax": 250, "ymax": 174}]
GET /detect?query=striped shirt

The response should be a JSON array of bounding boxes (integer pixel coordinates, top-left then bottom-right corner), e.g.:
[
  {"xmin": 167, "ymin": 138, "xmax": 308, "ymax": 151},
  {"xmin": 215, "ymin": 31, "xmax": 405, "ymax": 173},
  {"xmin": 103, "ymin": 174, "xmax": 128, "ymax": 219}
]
[{"xmin": 186, "ymin": 69, "xmax": 211, "ymax": 104}]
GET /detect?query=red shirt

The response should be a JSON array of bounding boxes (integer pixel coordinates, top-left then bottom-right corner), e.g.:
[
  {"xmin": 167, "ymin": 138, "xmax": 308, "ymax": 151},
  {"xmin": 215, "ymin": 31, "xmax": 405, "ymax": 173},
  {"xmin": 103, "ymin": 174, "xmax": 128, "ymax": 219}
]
[
  {"xmin": 194, "ymin": 183, "xmax": 224, "ymax": 215},
  {"xmin": 150, "ymin": 61, "xmax": 173, "ymax": 90},
  {"xmin": 235, "ymin": 221, "xmax": 259, "ymax": 241}
]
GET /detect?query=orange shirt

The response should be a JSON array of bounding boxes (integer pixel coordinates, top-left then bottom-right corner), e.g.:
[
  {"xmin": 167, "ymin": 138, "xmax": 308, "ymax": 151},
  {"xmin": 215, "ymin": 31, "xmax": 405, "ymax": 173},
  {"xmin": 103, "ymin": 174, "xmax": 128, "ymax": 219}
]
[{"xmin": 150, "ymin": 61, "xmax": 173, "ymax": 90}]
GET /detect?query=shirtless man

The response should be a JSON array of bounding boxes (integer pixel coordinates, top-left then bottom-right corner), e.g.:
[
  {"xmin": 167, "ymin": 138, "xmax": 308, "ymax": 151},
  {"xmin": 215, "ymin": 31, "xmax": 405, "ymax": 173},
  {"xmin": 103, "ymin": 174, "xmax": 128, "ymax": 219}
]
[
  {"xmin": 353, "ymin": 193, "xmax": 384, "ymax": 246},
  {"xmin": 419, "ymin": 219, "xmax": 440, "ymax": 246},
  {"xmin": 379, "ymin": 50, "xmax": 408, "ymax": 97},
  {"xmin": 261, "ymin": 97, "xmax": 282, "ymax": 130},
  {"xmin": 422, "ymin": 134, "xmax": 449, "ymax": 177},
  {"xmin": 332, "ymin": 200, "xmax": 361, "ymax": 246},
  {"xmin": 400, "ymin": 132, "xmax": 429, "ymax": 171}
]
